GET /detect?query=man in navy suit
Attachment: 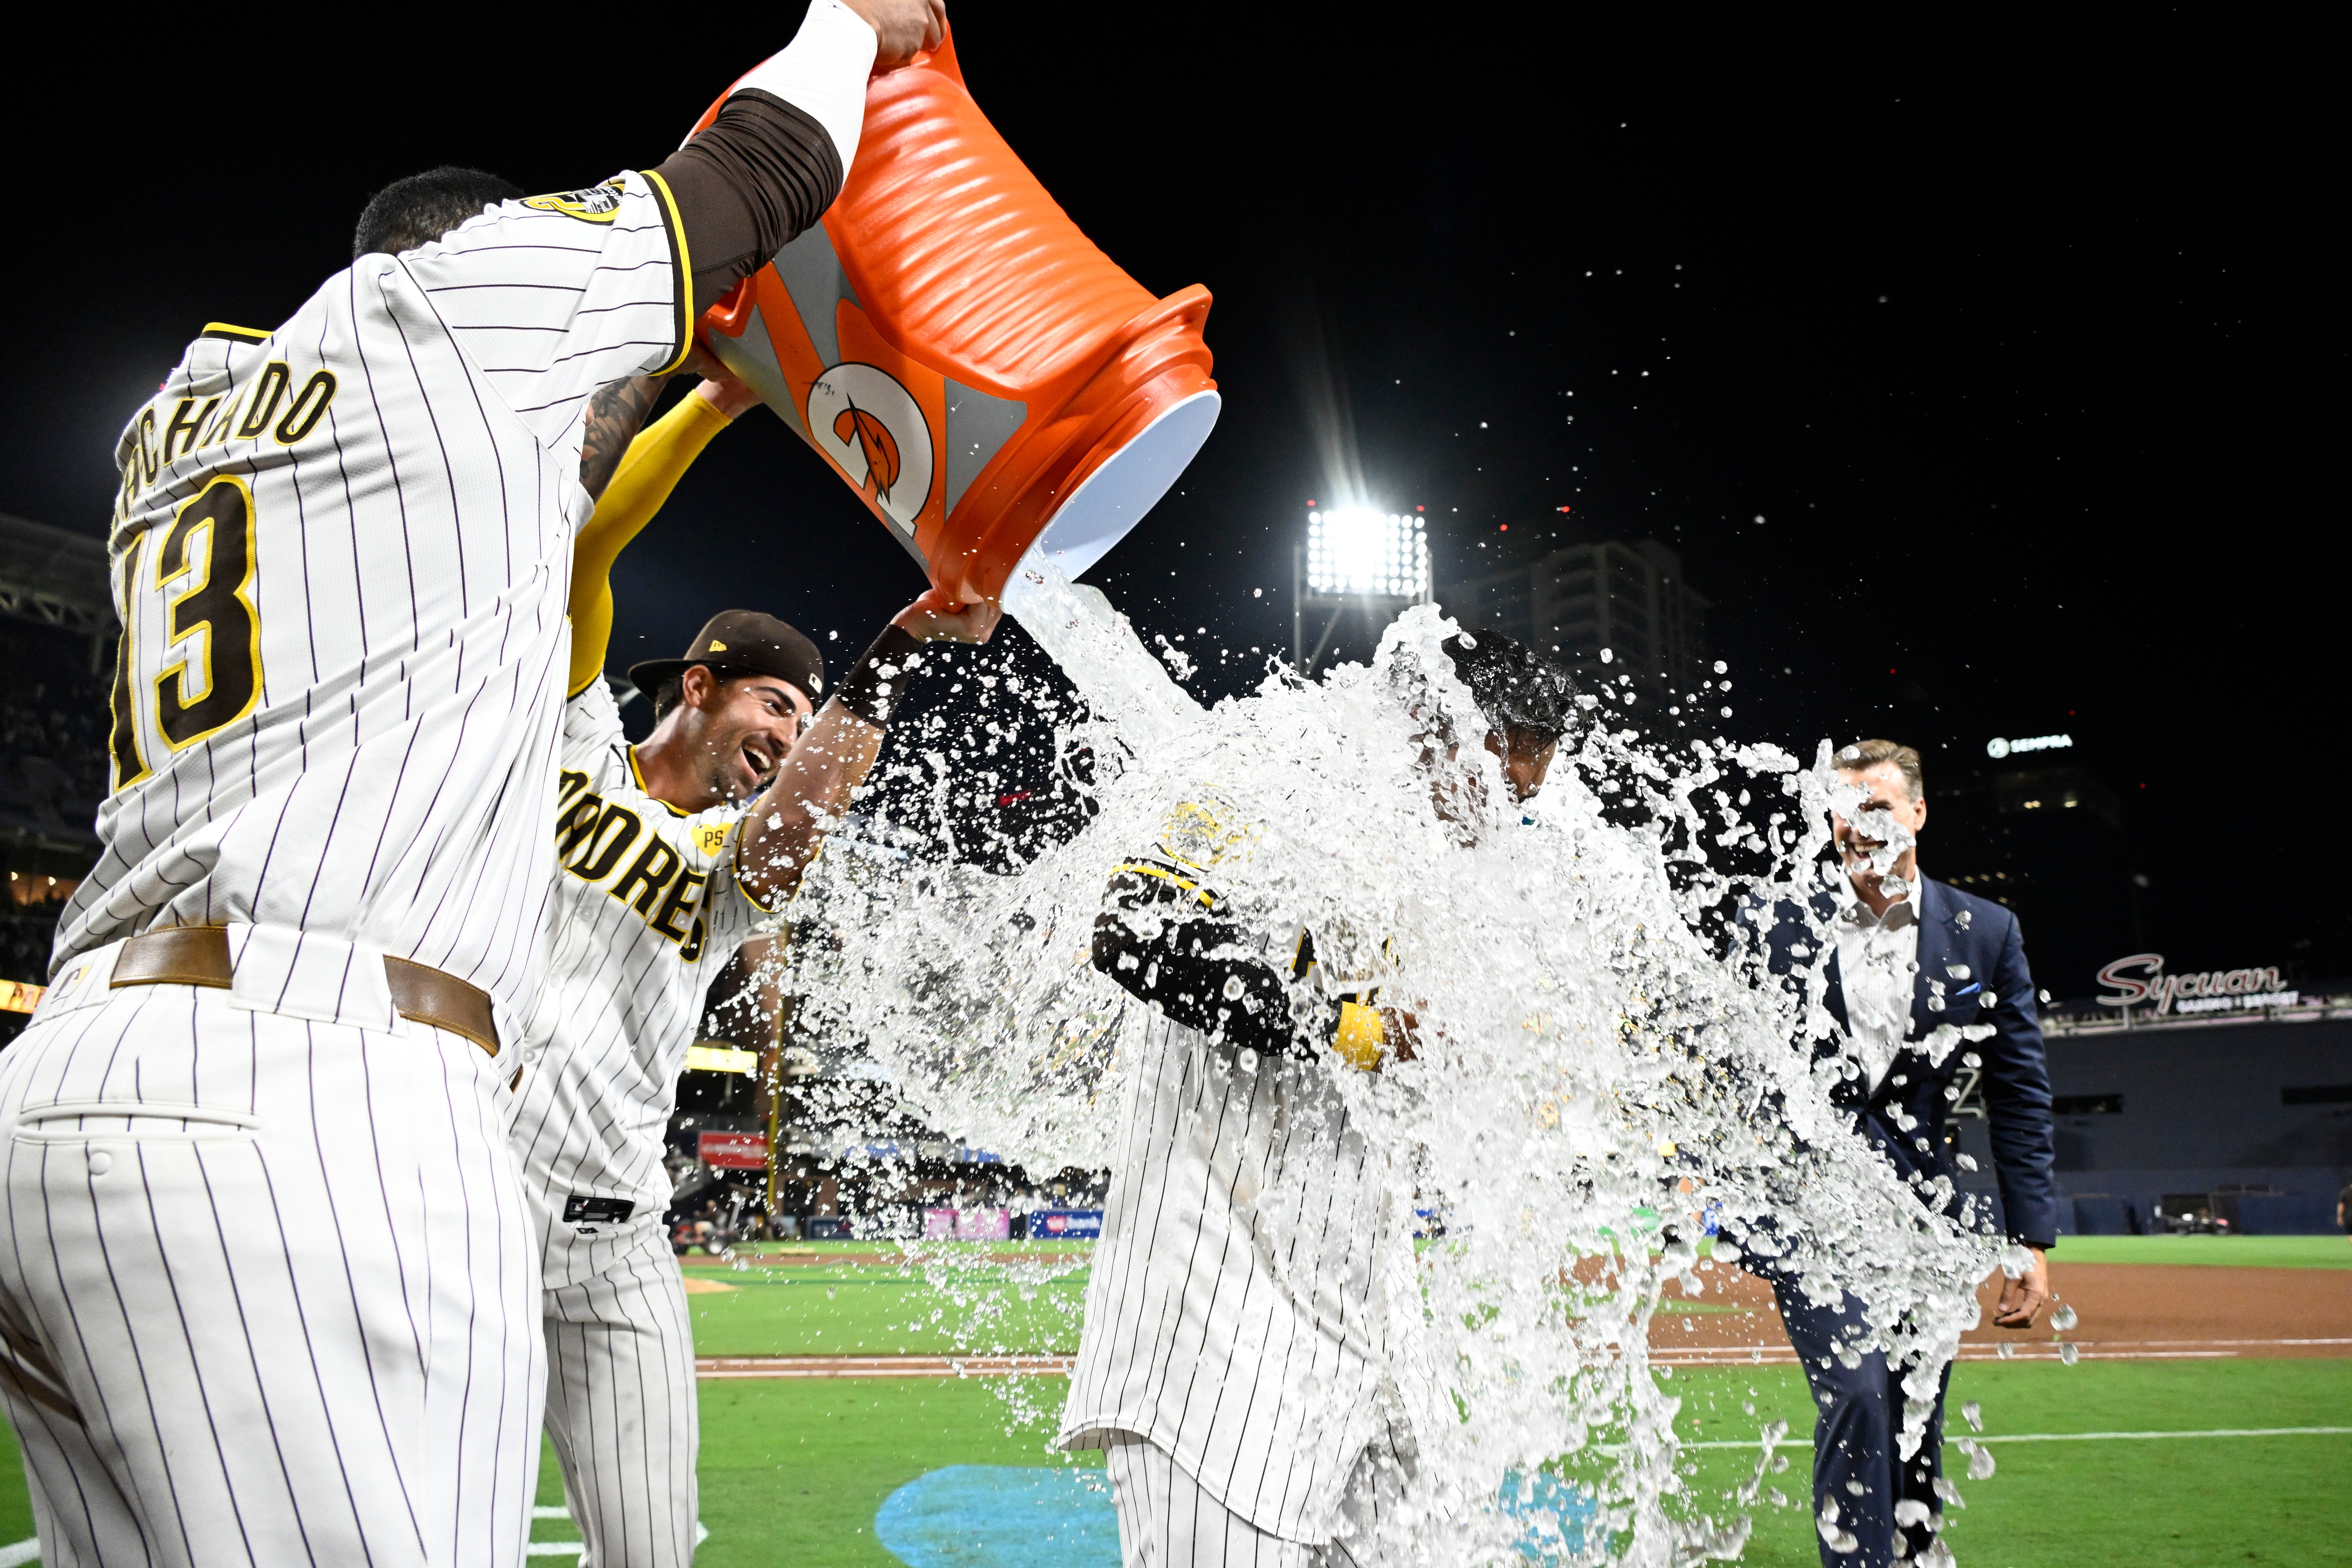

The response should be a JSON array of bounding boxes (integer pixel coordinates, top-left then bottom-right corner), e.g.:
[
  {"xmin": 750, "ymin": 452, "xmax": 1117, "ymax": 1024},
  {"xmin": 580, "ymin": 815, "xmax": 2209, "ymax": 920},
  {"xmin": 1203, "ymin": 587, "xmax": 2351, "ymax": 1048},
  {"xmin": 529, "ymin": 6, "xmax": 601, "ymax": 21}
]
[{"xmin": 1753, "ymin": 739, "xmax": 2059, "ymax": 1568}]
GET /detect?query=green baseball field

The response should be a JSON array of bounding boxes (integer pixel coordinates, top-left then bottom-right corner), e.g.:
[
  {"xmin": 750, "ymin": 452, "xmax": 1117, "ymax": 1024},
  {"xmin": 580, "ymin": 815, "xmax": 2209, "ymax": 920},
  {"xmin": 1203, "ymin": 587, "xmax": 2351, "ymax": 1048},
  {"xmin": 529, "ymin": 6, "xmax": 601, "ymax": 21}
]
[{"xmin": 2, "ymin": 1234, "xmax": 2344, "ymax": 1565}]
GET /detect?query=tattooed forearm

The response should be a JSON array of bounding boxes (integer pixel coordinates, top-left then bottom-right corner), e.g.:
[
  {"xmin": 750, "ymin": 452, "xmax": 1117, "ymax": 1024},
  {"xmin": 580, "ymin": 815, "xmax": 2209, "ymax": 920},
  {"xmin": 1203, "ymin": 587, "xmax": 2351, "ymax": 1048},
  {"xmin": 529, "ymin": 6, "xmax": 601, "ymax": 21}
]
[{"xmin": 578, "ymin": 374, "xmax": 664, "ymax": 499}]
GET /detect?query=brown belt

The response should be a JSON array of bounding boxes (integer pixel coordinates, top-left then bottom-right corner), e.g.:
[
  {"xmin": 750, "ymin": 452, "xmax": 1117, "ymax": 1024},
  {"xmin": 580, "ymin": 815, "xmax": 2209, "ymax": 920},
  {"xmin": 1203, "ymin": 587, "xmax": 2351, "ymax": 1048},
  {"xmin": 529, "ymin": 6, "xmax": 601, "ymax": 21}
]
[{"xmin": 110, "ymin": 926, "xmax": 501, "ymax": 1059}]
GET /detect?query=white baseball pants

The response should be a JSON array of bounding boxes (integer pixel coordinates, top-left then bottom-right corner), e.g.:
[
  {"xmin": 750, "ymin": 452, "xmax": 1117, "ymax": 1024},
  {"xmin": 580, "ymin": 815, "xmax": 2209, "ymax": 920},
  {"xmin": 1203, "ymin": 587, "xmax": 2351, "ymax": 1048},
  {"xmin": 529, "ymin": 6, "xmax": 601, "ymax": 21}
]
[
  {"xmin": 0, "ymin": 982, "xmax": 541, "ymax": 1566},
  {"xmin": 1101, "ymin": 1433, "xmax": 1406, "ymax": 1568},
  {"xmin": 540, "ymin": 1225, "xmax": 699, "ymax": 1567}
]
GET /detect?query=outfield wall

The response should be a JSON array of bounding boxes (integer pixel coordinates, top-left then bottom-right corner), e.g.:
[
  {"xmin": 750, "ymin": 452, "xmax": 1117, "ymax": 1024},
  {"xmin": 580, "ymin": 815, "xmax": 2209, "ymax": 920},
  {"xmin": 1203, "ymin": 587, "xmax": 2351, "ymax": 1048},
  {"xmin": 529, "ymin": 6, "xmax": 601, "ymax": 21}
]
[{"xmin": 1951, "ymin": 1013, "xmax": 2352, "ymax": 1235}]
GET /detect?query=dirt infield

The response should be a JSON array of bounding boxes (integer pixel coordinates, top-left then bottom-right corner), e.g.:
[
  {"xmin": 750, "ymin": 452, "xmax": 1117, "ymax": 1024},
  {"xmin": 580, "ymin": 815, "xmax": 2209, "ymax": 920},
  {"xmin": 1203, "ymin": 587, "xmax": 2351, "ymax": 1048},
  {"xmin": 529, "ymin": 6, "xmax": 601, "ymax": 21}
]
[
  {"xmin": 1650, "ymin": 1259, "xmax": 2352, "ymax": 1365},
  {"xmin": 697, "ymin": 1354, "xmax": 1076, "ymax": 1379},
  {"xmin": 686, "ymin": 1260, "xmax": 2352, "ymax": 1378}
]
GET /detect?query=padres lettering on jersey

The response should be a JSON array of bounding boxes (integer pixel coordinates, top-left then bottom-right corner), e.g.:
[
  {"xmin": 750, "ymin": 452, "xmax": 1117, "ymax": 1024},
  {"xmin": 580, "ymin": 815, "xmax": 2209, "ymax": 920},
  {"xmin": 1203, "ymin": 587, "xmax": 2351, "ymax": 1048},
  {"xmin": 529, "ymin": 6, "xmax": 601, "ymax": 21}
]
[
  {"xmin": 62, "ymin": 172, "xmax": 692, "ymax": 1015},
  {"xmin": 553, "ymin": 767, "xmax": 720, "ymax": 962},
  {"xmin": 512, "ymin": 678, "xmax": 769, "ymax": 1284}
]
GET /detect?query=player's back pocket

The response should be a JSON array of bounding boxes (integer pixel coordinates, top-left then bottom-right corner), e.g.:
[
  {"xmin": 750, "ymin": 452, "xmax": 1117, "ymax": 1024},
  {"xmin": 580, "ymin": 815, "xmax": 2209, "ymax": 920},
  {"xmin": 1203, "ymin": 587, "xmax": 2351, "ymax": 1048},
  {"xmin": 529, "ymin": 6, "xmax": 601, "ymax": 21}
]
[{"xmin": 10, "ymin": 1100, "xmax": 262, "ymax": 1145}]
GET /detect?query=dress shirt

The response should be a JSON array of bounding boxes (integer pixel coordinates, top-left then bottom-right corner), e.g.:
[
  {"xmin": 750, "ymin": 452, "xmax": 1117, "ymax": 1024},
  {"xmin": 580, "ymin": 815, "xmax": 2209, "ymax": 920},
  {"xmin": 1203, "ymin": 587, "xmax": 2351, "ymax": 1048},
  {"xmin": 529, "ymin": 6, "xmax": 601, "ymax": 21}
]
[{"xmin": 1833, "ymin": 868, "xmax": 1920, "ymax": 1093}]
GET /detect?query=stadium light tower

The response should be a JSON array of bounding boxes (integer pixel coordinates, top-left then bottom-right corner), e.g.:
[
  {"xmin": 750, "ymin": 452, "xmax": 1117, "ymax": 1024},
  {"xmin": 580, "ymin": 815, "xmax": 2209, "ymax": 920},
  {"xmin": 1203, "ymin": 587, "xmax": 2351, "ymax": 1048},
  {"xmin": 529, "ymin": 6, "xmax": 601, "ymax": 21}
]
[{"xmin": 1292, "ymin": 505, "xmax": 1432, "ymax": 675}]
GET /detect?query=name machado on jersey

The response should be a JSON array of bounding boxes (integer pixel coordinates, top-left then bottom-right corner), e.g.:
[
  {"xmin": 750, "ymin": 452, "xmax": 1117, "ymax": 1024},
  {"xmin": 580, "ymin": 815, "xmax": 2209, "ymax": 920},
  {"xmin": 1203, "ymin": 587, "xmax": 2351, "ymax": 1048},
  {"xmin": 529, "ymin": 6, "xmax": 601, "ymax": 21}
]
[{"xmin": 63, "ymin": 172, "xmax": 692, "ymax": 1018}]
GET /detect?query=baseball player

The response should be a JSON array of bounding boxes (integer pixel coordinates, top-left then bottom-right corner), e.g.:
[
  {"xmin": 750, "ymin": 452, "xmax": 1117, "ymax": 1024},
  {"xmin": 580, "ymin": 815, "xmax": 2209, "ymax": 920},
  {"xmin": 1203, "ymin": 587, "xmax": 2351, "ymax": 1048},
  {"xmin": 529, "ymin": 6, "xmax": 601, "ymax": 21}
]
[
  {"xmin": 510, "ymin": 370, "xmax": 998, "ymax": 1568},
  {"xmin": 1061, "ymin": 630, "xmax": 1574, "ymax": 1567},
  {"xmin": 0, "ymin": 3, "xmax": 947, "ymax": 1563}
]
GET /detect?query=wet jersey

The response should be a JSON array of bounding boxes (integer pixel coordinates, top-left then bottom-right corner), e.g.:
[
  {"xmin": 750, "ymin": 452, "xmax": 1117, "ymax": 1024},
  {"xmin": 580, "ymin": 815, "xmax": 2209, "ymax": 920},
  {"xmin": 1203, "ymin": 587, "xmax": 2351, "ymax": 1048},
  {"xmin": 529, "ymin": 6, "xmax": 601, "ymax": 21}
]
[
  {"xmin": 57, "ymin": 172, "xmax": 692, "ymax": 1021},
  {"xmin": 1062, "ymin": 789, "xmax": 1405, "ymax": 1542},
  {"xmin": 510, "ymin": 678, "xmax": 770, "ymax": 1282}
]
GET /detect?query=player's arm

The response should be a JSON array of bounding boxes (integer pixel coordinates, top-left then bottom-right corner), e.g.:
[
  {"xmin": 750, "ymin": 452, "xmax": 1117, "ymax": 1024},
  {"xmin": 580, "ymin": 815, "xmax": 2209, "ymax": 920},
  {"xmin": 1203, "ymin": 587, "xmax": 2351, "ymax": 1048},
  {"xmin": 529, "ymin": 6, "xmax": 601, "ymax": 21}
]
[
  {"xmin": 733, "ymin": 591, "xmax": 998, "ymax": 906},
  {"xmin": 649, "ymin": 0, "xmax": 945, "ymax": 321},
  {"xmin": 567, "ymin": 375, "xmax": 762, "ymax": 695},
  {"xmin": 404, "ymin": 0, "xmax": 938, "ymax": 459},
  {"xmin": 1090, "ymin": 852, "xmax": 1396, "ymax": 1071},
  {"xmin": 702, "ymin": 934, "xmax": 789, "ymax": 1052}
]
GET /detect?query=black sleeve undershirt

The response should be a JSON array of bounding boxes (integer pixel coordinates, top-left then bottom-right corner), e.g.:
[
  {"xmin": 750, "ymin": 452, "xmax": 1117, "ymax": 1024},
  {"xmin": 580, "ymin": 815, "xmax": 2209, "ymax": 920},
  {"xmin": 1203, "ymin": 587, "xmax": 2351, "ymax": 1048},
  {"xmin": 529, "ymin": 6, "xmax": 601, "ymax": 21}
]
[
  {"xmin": 1090, "ymin": 865, "xmax": 1339, "ymax": 1058},
  {"xmin": 650, "ymin": 89, "xmax": 845, "ymax": 320}
]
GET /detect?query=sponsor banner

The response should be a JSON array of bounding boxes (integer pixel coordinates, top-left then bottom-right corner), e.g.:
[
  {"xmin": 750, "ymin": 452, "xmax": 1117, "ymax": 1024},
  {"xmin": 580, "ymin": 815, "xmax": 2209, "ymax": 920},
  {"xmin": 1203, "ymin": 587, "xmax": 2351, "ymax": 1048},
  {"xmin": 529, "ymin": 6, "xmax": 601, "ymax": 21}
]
[
  {"xmin": 1987, "ymin": 733, "xmax": 2072, "ymax": 758},
  {"xmin": 699, "ymin": 1131, "xmax": 769, "ymax": 1170},
  {"xmin": 1028, "ymin": 1208, "xmax": 1103, "ymax": 1239},
  {"xmin": 955, "ymin": 1207, "xmax": 1011, "ymax": 1241},
  {"xmin": 924, "ymin": 1207, "xmax": 957, "ymax": 1239},
  {"xmin": 0, "ymin": 980, "xmax": 43, "ymax": 1014},
  {"xmin": 2096, "ymin": 953, "xmax": 2297, "ymax": 1018}
]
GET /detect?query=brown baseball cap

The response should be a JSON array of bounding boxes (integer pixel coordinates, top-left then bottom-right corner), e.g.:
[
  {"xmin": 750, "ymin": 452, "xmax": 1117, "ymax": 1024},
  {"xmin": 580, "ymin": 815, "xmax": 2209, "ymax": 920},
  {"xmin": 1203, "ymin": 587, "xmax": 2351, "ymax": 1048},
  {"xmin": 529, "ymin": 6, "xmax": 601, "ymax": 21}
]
[{"xmin": 628, "ymin": 609, "xmax": 825, "ymax": 709}]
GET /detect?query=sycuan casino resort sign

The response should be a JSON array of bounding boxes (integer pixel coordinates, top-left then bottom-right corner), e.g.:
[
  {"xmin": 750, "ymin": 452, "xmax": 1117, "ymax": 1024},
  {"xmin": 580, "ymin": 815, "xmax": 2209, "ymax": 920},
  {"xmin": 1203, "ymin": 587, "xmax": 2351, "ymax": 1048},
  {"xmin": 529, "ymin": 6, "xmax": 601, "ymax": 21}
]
[{"xmin": 2096, "ymin": 953, "xmax": 2299, "ymax": 1017}]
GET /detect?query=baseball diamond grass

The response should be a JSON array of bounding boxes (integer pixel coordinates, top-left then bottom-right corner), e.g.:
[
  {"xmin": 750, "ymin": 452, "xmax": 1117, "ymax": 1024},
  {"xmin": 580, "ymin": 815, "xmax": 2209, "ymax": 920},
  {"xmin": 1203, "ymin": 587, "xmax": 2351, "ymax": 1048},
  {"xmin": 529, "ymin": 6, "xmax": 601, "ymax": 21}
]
[
  {"xmin": 1655, "ymin": 1358, "xmax": 2352, "ymax": 1568},
  {"xmin": 529, "ymin": 1379, "xmax": 1104, "ymax": 1566},
  {"xmin": 4, "ymin": 1245, "xmax": 2349, "ymax": 1563},
  {"xmin": 684, "ymin": 1247, "xmax": 1092, "ymax": 1356},
  {"xmin": 2041, "ymin": 1233, "xmax": 2352, "ymax": 1268},
  {"xmin": 1, "ymin": 1361, "xmax": 2345, "ymax": 1565}
]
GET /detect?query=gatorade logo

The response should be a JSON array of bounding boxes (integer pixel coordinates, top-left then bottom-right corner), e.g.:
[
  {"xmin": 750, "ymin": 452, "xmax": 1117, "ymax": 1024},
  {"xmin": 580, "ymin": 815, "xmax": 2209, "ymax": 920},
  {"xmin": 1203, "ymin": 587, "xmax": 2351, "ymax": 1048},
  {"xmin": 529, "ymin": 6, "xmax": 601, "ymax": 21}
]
[
  {"xmin": 834, "ymin": 408, "xmax": 900, "ymax": 496},
  {"xmin": 807, "ymin": 364, "xmax": 934, "ymax": 534}
]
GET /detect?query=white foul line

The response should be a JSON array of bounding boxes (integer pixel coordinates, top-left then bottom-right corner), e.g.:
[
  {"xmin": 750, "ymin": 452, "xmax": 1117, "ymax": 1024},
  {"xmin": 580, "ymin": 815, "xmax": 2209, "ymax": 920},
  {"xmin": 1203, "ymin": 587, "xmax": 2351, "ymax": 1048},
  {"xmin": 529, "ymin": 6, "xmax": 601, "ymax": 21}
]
[{"xmin": 1676, "ymin": 1426, "xmax": 2352, "ymax": 1451}]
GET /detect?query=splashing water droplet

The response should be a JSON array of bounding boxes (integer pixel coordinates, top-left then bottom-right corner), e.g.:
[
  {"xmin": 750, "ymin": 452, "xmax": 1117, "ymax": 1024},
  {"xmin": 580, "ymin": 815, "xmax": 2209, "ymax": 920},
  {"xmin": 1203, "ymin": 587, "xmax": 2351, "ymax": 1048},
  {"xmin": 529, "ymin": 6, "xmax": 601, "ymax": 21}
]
[
  {"xmin": 2059, "ymin": 1340, "xmax": 2081, "ymax": 1365},
  {"xmin": 2052, "ymin": 1303, "xmax": 2078, "ymax": 1332},
  {"xmin": 783, "ymin": 566, "xmax": 2002, "ymax": 1559},
  {"xmin": 1961, "ymin": 1400, "xmax": 1983, "ymax": 1432}
]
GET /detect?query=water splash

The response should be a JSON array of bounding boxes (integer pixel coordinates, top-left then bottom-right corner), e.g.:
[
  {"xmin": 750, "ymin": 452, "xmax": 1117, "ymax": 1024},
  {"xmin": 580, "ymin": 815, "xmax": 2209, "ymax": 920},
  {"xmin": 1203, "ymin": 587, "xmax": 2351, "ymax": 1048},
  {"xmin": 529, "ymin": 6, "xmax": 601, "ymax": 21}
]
[{"xmin": 780, "ymin": 565, "xmax": 2002, "ymax": 1563}]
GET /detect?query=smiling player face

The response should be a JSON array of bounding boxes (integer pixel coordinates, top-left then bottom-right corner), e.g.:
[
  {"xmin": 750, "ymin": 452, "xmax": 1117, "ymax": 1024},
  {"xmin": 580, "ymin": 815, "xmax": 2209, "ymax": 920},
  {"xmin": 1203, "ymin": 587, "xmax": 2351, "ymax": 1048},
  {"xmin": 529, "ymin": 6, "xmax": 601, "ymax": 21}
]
[{"xmin": 679, "ymin": 667, "xmax": 812, "ymax": 805}]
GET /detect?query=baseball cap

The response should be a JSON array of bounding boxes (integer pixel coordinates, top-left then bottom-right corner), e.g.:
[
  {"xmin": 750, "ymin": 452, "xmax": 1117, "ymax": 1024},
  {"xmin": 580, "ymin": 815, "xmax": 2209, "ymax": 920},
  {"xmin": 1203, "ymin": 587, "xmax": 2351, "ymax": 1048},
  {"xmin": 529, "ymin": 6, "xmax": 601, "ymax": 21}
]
[{"xmin": 627, "ymin": 609, "xmax": 825, "ymax": 710}]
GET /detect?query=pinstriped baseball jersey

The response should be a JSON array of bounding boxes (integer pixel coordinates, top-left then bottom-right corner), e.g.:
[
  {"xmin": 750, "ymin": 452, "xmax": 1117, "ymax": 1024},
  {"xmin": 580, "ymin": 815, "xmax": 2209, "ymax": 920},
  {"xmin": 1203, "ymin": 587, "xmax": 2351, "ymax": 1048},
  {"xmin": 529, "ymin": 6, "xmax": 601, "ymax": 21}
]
[
  {"xmin": 541, "ymin": 1221, "xmax": 702, "ymax": 1568},
  {"xmin": 56, "ymin": 171, "xmax": 691, "ymax": 1021},
  {"xmin": 510, "ymin": 678, "xmax": 768, "ymax": 1284},
  {"xmin": 1059, "ymin": 1008, "xmax": 1399, "ymax": 1544}
]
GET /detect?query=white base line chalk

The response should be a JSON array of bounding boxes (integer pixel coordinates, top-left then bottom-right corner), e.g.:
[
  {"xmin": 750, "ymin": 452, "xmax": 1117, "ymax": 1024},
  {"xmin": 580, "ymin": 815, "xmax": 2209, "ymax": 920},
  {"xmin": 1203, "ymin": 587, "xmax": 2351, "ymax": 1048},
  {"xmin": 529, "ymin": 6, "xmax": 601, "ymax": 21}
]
[{"xmin": 1676, "ymin": 1426, "xmax": 2352, "ymax": 1451}]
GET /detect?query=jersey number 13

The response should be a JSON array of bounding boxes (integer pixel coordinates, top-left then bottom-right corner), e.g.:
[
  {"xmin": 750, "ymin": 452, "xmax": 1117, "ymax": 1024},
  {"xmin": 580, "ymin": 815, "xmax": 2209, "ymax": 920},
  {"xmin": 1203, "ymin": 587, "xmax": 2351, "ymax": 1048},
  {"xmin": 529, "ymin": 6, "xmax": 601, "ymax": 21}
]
[{"xmin": 108, "ymin": 476, "xmax": 262, "ymax": 789}]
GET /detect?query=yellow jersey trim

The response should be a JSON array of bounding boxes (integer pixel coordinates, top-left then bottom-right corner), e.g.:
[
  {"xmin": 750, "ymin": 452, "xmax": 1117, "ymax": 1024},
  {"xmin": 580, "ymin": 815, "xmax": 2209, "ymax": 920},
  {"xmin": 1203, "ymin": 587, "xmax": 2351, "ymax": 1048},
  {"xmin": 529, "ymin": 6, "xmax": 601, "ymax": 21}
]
[
  {"xmin": 199, "ymin": 323, "xmax": 270, "ymax": 343},
  {"xmin": 624, "ymin": 745, "xmax": 692, "ymax": 818},
  {"xmin": 733, "ymin": 864, "xmax": 783, "ymax": 915},
  {"xmin": 1114, "ymin": 860, "xmax": 1216, "ymax": 909},
  {"xmin": 641, "ymin": 168, "xmax": 696, "ymax": 375}
]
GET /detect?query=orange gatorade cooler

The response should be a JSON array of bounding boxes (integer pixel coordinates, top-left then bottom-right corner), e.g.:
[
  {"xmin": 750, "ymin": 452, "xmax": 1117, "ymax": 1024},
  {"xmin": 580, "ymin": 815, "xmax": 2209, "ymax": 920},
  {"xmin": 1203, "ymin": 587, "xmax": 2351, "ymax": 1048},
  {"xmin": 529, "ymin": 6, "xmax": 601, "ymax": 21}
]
[{"xmin": 693, "ymin": 26, "xmax": 1219, "ymax": 606}]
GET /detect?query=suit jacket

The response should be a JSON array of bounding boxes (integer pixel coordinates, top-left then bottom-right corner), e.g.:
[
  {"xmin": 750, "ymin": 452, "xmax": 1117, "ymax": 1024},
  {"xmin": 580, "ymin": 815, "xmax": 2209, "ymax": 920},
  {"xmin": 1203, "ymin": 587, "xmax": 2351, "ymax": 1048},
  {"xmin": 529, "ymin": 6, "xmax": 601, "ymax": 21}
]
[{"xmin": 1754, "ymin": 874, "xmax": 2060, "ymax": 1249}]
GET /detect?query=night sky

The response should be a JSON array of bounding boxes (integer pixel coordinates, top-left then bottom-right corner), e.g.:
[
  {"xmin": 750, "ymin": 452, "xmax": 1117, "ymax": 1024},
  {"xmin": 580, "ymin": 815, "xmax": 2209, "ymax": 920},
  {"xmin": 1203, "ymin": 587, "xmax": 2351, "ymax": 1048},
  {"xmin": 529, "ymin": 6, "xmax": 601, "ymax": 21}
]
[{"xmin": 8, "ymin": 9, "xmax": 2336, "ymax": 993}]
